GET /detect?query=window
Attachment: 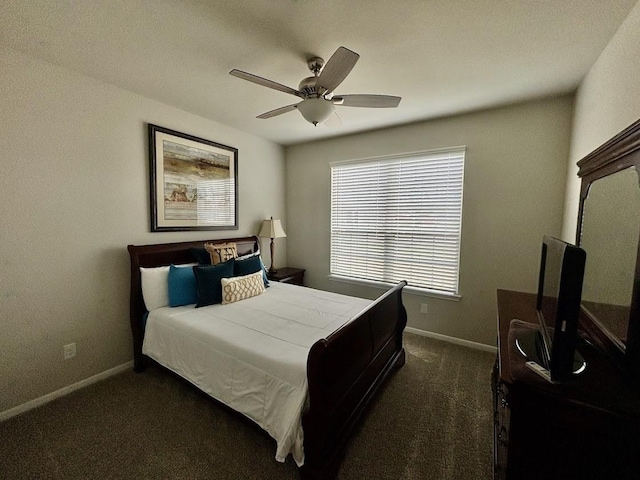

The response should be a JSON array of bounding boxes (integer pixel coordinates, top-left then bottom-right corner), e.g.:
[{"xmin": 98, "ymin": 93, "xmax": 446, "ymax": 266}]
[{"xmin": 330, "ymin": 147, "xmax": 465, "ymax": 297}]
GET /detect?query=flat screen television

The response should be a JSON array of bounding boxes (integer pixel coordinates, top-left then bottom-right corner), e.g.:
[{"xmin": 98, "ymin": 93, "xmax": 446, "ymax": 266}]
[{"xmin": 516, "ymin": 235, "xmax": 587, "ymax": 382}]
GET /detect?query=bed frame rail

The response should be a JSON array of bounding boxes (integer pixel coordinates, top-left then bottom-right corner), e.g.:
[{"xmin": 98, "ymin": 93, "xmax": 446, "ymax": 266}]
[{"xmin": 301, "ymin": 280, "xmax": 408, "ymax": 480}]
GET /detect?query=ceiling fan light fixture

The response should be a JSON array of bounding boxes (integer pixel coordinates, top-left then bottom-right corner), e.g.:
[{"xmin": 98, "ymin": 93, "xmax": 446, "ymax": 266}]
[
  {"xmin": 297, "ymin": 98, "xmax": 335, "ymax": 126},
  {"xmin": 230, "ymin": 46, "xmax": 401, "ymax": 126}
]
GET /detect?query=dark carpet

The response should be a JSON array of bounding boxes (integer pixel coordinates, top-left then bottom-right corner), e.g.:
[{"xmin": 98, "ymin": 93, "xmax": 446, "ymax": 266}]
[{"xmin": 0, "ymin": 333, "xmax": 495, "ymax": 479}]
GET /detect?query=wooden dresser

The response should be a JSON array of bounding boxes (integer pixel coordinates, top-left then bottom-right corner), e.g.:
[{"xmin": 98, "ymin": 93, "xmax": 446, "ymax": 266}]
[{"xmin": 493, "ymin": 289, "xmax": 640, "ymax": 480}]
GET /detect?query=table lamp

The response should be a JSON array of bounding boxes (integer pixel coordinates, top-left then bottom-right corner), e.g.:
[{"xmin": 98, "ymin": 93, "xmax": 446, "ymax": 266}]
[{"xmin": 258, "ymin": 217, "xmax": 287, "ymax": 274}]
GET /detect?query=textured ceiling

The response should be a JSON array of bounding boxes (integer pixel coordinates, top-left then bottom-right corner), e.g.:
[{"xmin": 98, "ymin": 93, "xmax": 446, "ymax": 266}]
[{"xmin": 0, "ymin": 0, "xmax": 637, "ymax": 145}]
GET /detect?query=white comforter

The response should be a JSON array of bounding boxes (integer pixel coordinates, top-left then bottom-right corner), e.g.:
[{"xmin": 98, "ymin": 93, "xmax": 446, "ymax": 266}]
[{"xmin": 142, "ymin": 282, "xmax": 371, "ymax": 466}]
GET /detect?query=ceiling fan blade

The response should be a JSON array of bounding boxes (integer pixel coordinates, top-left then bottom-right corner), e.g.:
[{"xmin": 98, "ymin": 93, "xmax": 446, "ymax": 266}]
[
  {"xmin": 333, "ymin": 94, "xmax": 401, "ymax": 108},
  {"xmin": 256, "ymin": 103, "xmax": 299, "ymax": 119},
  {"xmin": 230, "ymin": 69, "xmax": 304, "ymax": 98},
  {"xmin": 324, "ymin": 111, "xmax": 342, "ymax": 127},
  {"xmin": 315, "ymin": 46, "xmax": 360, "ymax": 95}
]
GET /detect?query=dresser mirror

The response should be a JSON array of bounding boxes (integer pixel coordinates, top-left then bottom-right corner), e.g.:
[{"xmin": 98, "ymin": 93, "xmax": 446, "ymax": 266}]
[
  {"xmin": 576, "ymin": 119, "xmax": 640, "ymax": 372},
  {"xmin": 579, "ymin": 166, "xmax": 640, "ymax": 348}
]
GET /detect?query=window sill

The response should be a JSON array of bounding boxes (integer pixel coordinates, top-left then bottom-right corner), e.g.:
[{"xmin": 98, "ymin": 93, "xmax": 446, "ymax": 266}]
[{"xmin": 328, "ymin": 275, "xmax": 461, "ymax": 302}]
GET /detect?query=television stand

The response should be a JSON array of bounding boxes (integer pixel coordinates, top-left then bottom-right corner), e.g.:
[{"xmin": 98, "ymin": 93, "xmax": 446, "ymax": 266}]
[{"xmin": 493, "ymin": 290, "xmax": 640, "ymax": 480}]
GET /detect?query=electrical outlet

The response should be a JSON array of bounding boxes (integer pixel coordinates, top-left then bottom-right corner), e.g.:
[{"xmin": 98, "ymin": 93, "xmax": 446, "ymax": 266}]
[
  {"xmin": 63, "ymin": 343, "xmax": 76, "ymax": 360},
  {"xmin": 420, "ymin": 303, "xmax": 428, "ymax": 314}
]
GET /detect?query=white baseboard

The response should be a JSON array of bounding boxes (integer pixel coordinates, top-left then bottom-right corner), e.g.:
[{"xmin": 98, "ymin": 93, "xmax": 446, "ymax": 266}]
[
  {"xmin": 0, "ymin": 361, "xmax": 134, "ymax": 422},
  {"xmin": 405, "ymin": 326, "xmax": 497, "ymax": 353}
]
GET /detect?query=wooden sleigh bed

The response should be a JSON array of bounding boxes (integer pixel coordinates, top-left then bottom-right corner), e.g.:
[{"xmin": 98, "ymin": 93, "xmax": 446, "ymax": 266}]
[{"xmin": 128, "ymin": 235, "xmax": 407, "ymax": 479}]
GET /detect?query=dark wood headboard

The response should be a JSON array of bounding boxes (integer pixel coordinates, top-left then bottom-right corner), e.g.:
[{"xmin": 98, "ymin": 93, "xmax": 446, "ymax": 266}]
[{"xmin": 127, "ymin": 235, "xmax": 260, "ymax": 371}]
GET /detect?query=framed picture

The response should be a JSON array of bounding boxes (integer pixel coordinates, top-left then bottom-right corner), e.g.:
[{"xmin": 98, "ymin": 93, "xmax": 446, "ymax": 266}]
[{"xmin": 148, "ymin": 124, "xmax": 238, "ymax": 232}]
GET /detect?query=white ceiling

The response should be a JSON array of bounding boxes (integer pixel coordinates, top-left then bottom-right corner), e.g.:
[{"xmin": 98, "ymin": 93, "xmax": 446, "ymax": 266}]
[{"xmin": 1, "ymin": 0, "xmax": 637, "ymax": 146}]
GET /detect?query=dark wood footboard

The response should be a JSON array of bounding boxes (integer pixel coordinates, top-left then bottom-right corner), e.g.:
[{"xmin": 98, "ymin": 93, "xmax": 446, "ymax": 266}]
[{"xmin": 301, "ymin": 280, "xmax": 408, "ymax": 480}]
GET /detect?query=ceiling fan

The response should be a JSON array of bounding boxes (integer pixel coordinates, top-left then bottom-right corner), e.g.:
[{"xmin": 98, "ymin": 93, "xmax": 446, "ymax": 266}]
[{"xmin": 230, "ymin": 46, "xmax": 401, "ymax": 126}]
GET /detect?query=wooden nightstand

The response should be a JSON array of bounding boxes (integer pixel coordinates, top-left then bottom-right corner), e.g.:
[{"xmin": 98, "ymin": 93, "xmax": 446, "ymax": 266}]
[{"xmin": 267, "ymin": 267, "xmax": 305, "ymax": 286}]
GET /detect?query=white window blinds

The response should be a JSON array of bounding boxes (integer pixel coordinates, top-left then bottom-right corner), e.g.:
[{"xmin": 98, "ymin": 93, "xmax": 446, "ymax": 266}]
[{"xmin": 330, "ymin": 147, "xmax": 465, "ymax": 295}]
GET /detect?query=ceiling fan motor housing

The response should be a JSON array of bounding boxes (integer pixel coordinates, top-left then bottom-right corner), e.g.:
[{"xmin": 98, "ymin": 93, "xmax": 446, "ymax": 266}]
[
  {"xmin": 298, "ymin": 76, "xmax": 318, "ymax": 96},
  {"xmin": 299, "ymin": 56, "xmax": 325, "ymax": 96}
]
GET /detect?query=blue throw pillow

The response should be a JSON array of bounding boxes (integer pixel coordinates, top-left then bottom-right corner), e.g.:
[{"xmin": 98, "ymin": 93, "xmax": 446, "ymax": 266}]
[
  {"xmin": 168, "ymin": 264, "xmax": 198, "ymax": 307},
  {"xmin": 193, "ymin": 258, "xmax": 235, "ymax": 307},
  {"xmin": 234, "ymin": 254, "xmax": 262, "ymax": 276},
  {"xmin": 259, "ymin": 257, "xmax": 270, "ymax": 287},
  {"xmin": 189, "ymin": 247, "xmax": 211, "ymax": 265},
  {"xmin": 236, "ymin": 253, "xmax": 270, "ymax": 287}
]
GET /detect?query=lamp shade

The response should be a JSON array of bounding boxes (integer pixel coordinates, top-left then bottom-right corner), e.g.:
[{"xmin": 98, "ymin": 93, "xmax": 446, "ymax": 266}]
[
  {"xmin": 258, "ymin": 217, "xmax": 287, "ymax": 239},
  {"xmin": 297, "ymin": 97, "xmax": 335, "ymax": 126}
]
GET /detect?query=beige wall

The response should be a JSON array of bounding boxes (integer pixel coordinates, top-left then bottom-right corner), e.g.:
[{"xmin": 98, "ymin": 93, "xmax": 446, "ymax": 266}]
[
  {"xmin": 0, "ymin": 47, "xmax": 286, "ymax": 413},
  {"xmin": 562, "ymin": 0, "xmax": 640, "ymax": 241},
  {"xmin": 286, "ymin": 97, "xmax": 573, "ymax": 346}
]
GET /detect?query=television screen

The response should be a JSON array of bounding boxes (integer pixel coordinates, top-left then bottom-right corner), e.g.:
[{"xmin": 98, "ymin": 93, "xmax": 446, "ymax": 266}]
[{"xmin": 535, "ymin": 235, "xmax": 587, "ymax": 381}]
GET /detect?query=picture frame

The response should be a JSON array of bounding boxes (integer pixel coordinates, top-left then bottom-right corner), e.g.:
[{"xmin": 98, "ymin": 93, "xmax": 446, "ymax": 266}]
[{"xmin": 148, "ymin": 124, "xmax": 238, "ymax": 232}]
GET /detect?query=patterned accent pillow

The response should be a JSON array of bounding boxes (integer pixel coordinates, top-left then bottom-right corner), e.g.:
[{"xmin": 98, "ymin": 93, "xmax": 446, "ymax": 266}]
[
  {"xmin": 221, "ymin": 271, "xmax": 265, "ymax": 305},
  {"xmin": 204, "ymin": 242, "xmax": 238, "ymax": 265}
]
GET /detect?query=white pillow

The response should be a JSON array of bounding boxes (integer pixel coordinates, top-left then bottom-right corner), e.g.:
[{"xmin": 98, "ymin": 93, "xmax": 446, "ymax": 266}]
[
  {"xmin": 140, "ymin": 263, "xmax": 195, "ymax": 311},
  {"xmin": 236, "ymin": 250, "xmax": 260, "ymax": 261}
]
